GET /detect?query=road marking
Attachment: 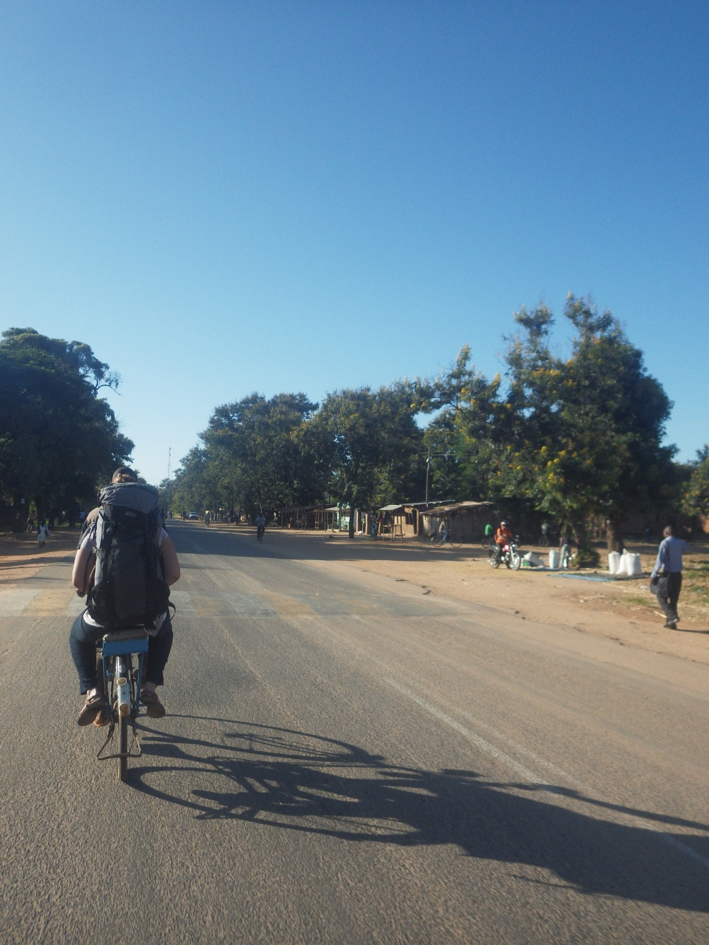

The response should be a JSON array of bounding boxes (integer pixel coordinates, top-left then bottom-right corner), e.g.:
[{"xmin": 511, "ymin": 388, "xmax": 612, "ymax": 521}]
[
  {"xmin": 385, "ymin": 678, "xmax": 709, "ymax": 872},
  {"xmin": 386, "ymin": 678, "xmax": 544, "ymax": 783},
  {"xmin": 0, "ymin": 588, "xmax": 41, "ymax": 615},
  {"xmin": 23, "ymin": 588, "xmax": 73, "ymax": 616},
  {"xmin": 261, "ymin": 593, "xmax": 316, "ymax": 616}
]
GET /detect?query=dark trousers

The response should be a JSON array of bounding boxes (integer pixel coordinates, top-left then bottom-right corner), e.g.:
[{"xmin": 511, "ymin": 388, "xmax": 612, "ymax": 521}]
[
  {"xmin": 69, "ymin": 612, "xmax": 173, "ymax": 694},
  {"xmin": 658, "ymin": 571, "xmax": 682, "ymax": 624}
]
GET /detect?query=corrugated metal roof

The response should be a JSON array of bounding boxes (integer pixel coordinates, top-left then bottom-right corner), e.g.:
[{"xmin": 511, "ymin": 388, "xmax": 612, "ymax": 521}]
[{"xmin": 420, "ymin": 500, "xmax": 493, "ymax": 515}]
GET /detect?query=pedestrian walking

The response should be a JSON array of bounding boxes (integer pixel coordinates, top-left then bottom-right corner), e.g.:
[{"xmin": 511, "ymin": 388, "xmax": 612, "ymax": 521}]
[{"xmin": 650, "ymin": 525, "xmax": 690, "ymax": 630}]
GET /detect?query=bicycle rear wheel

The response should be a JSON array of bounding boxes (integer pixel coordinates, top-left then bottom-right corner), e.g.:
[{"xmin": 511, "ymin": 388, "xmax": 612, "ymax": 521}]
[{"xmin": 118, "ymin": 713, "xmax": 128, "ymax": 781}]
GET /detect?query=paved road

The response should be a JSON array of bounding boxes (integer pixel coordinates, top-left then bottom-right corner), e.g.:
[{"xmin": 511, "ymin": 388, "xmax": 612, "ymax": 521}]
[{"xmin": 2, "ymin": 522, "xmax": 708, "ymax": 944}]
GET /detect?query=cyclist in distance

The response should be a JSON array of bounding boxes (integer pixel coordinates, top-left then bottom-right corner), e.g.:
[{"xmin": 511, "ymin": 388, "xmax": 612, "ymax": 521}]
[{"xmin": 255, "ymin": 511, "xmax": 266, "ymax": 539}]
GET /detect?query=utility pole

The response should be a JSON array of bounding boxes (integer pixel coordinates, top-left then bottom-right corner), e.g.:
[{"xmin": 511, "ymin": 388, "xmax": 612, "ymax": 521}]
[
  {"xmin": 167, "ymin": 447, "xmax": 171, "ymax": 481},
  {"xmin": 423, "ymin": 445, "xmax": 454, "ymax": 507}
]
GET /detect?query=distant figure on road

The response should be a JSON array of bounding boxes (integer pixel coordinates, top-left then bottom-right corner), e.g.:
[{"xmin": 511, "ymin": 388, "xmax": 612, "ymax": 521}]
[{"xmin": 37, "ymin": 521, "xmax": 49, "ymax": 548}]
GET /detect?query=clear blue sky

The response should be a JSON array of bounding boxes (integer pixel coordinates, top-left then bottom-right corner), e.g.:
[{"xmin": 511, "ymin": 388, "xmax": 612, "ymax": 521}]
[{"xmin": 2, "ymin": 1, "xmax": 707, "ymax": 486}]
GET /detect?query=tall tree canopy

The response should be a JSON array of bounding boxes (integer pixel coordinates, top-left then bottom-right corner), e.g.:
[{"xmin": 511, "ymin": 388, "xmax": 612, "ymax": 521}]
[
  {"xmin": 418, "ymin": 296, "xmax": 675, "ymax": 554},
  {"xmin": 311, "ymin": 384, "xmax": 424, "ymax": 537},
  {"xmin": 682, "ymin": 446, "xmax": 709, "ymax": 523},
  {"xmin": 0, "ymin": 328, "xmax": 133, "ymax": 525},
  {"xmin": 198, "ymin": 393, "xmax": 320, "ymax": 516}
]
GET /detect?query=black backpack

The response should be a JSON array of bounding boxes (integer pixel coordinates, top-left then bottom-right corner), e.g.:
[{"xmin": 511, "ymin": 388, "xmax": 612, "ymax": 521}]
[{"xmin": 87, "ymin": 482, "xmax": 170, "ymax": 630}]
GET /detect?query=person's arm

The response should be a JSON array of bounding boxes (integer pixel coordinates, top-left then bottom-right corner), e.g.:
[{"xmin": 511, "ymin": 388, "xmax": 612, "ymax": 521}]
[
  {"xmin": 650, "ymin": 542, "xmax": 665, "ymax": 579},
  {"xmin": 72, "ymin": 543, "xmax": 95, "ymax": 596},
  {"xmin": 159, "ymin": 535, "xmax": 181, "ymax": 586}
]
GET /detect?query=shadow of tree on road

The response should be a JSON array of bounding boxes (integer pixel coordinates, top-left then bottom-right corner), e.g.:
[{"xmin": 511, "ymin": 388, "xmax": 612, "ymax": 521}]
[{"xmin": 131, "ymin": 716, "xmax": 709, "ymax": 913}]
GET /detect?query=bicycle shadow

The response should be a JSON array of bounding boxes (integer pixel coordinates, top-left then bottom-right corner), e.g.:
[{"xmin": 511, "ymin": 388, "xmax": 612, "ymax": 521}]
[{"xmin": 129, "ymin": 716, "xmax": 709, "ymax": 912}]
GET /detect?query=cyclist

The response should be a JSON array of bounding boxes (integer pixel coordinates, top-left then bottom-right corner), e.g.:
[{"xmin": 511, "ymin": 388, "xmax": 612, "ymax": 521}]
[
  {"xmin": 69, "ymin": 467, "xmax": 181, "ymax": 727},
  {"xmin": 493, "ymin": 520, "xmax": 514, "ymax": 564},
  {"xmin": 255, "ymin": 511, "xmax": 266, "ymax": 539}
]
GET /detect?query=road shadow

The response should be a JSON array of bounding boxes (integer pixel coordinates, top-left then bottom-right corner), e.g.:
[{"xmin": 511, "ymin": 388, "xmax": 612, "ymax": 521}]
[{"xmin": 129, "ymin": 716, "xmax": 709, "ymax": 912}]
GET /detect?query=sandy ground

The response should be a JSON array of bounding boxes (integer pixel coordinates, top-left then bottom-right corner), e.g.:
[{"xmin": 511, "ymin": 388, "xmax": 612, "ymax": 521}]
[{"xmin": 2, "ymin": 526, "xmax": 707, "ymax": 665}]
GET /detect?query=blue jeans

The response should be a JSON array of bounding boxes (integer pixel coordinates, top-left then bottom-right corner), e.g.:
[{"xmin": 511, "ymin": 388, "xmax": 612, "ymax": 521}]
[{"xmin": 69, "ymin": 612, "xmax": 173, "ymax": 694}]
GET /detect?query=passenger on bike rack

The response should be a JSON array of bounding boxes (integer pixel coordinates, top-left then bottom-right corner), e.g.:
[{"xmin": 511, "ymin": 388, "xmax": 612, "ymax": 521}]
[{"xmin": 69, "ymin": 467, "xmax": 181, "ymax": 728}]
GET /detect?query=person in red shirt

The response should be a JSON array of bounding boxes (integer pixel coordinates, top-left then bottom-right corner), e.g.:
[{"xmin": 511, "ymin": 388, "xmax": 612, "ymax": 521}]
[{"xmin": 494, "ymin": 521, "xmax": 514, "ymax": 563}]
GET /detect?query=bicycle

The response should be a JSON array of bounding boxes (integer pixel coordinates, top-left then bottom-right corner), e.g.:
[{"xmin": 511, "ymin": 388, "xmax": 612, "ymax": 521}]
[
  {"xmin": 480, "ymin": 535, "xmax": 495, "ymax": 551},
  {"xmin": 97, "ymin": 629, "xmax": 149, "ymax": 781}
]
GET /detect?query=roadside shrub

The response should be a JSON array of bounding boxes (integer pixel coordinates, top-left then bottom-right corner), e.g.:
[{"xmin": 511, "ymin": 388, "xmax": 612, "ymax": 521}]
[{"xmin": 571, "ymin": 546, "xmax": 600, "ymax": 569}]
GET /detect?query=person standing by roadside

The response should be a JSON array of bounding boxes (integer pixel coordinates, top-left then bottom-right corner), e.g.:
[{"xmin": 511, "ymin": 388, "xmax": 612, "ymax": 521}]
[
  {"xmin": 559, "ymin": 532, "xmax": 573, "ymax": 569},
  {"xmin": 650, "ymin": 526, "xmax": 690, "ymax": 630},
  {"xmin": 37, "ymin": 521, "xmax": 49, "ymax": 549}
]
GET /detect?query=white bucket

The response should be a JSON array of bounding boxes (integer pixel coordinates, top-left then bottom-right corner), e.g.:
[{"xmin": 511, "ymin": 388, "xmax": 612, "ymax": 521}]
[
  {"xmin": 548, "ymin": 549, "xmax": 559, "ymax": 569},
  {"xmin": 608, "ymin": 551, "xmax": 621, "ymax": 575}
]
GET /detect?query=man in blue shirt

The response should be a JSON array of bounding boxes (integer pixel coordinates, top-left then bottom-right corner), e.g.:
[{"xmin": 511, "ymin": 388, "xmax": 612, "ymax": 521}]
[{"xmin": 650, "ymin": 526, "xmax": 689, "ymax": 630}]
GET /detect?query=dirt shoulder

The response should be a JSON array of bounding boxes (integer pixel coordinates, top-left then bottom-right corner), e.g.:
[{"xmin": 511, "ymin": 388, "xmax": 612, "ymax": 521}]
[
  {"xmin": 3, "ymin": 526, "xmax": 708, "ymax": 665},
  {"xmin": 0, "ymin": 529, "xmax": 79, "ymax": 582},
  {"xmin": 264, "ymin": 529, "xmax": 709, "ymax": 666}
]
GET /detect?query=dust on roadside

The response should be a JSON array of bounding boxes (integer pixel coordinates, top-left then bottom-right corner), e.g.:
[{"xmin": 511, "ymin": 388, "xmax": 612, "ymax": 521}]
[
  {"xmin": 0, "ymin": 529, "xmax": 79, "ymax": 583},
  {"xmin": 267, "ymin": 529, "xmax": 709, "ymax": 664}
]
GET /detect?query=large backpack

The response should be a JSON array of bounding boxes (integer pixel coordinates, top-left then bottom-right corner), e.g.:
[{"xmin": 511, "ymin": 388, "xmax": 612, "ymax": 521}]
[{"xmin": 87, "ymin": 482, "xmax": 170, "ymax": 630}]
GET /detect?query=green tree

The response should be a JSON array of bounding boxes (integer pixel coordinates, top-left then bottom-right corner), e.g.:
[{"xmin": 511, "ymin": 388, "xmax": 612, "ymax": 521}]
[
  {"xmin": 0, "ymin": 328, "xmax": 133, "ymax": 526},
  {"xmin": 200, "ymin": 393, "xmax": 320, "ymax": 516},
  {"xmin": 418, "ymin": 298, "xmax": 675, "ymax": 559},
  {"xmin": 311, "ymin": 384, "xmax": 424, "ymax": 537},
  {"xmin": 682, "ymin": 446, "xmax": 709, "ymax": 525}
]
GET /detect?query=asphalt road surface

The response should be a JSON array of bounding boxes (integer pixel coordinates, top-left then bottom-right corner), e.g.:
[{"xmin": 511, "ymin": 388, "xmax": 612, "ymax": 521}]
[{"xmin": 2, "ymin": 522, "xmax": 708, "ymax": 944}]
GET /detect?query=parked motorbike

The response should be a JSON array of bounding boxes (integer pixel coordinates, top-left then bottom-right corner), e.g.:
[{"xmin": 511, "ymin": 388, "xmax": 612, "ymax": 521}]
[{"xmin": 489, "ymin": 539, "xmax": 522, "ymax": 570}]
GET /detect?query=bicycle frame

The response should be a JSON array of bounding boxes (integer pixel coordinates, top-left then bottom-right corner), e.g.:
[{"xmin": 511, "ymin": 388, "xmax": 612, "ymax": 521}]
[{"xmin": 97, "ymin": 629, "xmax": 149, "ymax": 780}]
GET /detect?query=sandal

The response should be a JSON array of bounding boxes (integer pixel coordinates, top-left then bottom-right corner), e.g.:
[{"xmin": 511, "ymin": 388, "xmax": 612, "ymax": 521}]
[
  {"xmin": 140, "ymin": 689, "xmax": 166, "ymax": 719},
  {"xmin": 93, "ymin": 706, "xmax": 110, "ymax": 727},
  {"xmin": 77, "ymin": 692, "xmax": 107, "ymax": 727}
]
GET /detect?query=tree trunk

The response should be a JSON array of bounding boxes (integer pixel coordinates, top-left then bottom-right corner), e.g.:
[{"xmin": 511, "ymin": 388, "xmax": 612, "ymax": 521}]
[
  {"xmin": 571, "ymin": 520, "xmax": 587, "ymax": 549},
  {"xmin": 606, "ymin": 516, "xmax": 625, "ymax": 554},
  {"xmin": 349, "ymin": 504, "xmax": 356, "ymax": 539},
  {"xmin": 13, "ymin": 495, "xmax": 28, "ymax": 533}
]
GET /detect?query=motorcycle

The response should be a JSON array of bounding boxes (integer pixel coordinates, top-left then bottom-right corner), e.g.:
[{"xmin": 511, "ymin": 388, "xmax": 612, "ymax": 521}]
[{"xmin": 489, "ymin": 538, "xmax": 522, "ymax": 570}]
